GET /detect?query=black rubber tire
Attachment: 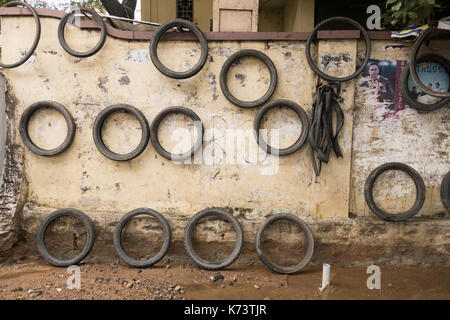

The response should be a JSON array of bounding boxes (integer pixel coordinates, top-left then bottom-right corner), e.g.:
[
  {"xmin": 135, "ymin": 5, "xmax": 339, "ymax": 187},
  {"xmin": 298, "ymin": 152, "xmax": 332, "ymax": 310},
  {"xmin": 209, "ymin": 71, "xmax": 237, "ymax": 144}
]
[
  {"xmin": 37, "ymin": 209, "xmax": 95, "ymax": 267},
  {"xmin": 113, "ymin": 208, "xmax": 172, "ymax": 268},
  {"xmin": 220, "ymin": 49, "xmax": 278, "ymax": 108},
  {"xmin": 93, "ymin": 104, "xmax": 150, "ymax": 161},
  {"xmin": 254, "ymin": 100, "xmax": 310, "ymax": 156},
  {"xmin": 150, "ymin": 19, "xmax": 208, "ymax": 79},
  {"xmin": 364, "ymin": 162, "xmax": 426, "ymax": 222},
  {"xmin": 256, "ymin": 214, "xmax": 314, "ymax": 274},
  {"xmin": 0, "ymin": 1, "xmax": 41, "ymax": 68},
  {"xmin": 58, "ymin": 7, "xmax": 107, "ymax": 58},
  {"xmin": 399, "ymin": 54, "xmax": 450, "ymax": 111},
  {"xmin": 306, "ymin": 17, "xmax": 371, "ymax": 82},
  {"xmin": 184, "ymin": 208, "xmax": 243, "ymax": 270},
  {"xmin": 410, "ymin": 27, "xmax": 450, "ymax": 98},
  {"xmin": 150, "ymin": 106, "xmax": 204, "ymax": 161},
  {"xmin": 19, "ymin": 101, "xmax": 76, "ymax": 156},
  {"xmin": 441, "ymin": 171, "xmax": 450, "ymax": 213}
]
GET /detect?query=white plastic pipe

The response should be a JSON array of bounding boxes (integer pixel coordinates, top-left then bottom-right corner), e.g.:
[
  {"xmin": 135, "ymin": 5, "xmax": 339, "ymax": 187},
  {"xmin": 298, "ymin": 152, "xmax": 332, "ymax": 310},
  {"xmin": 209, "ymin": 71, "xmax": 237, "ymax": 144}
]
[{"xmin": 319, "ymin": 263, "xmax": 331, "ymax": 292}]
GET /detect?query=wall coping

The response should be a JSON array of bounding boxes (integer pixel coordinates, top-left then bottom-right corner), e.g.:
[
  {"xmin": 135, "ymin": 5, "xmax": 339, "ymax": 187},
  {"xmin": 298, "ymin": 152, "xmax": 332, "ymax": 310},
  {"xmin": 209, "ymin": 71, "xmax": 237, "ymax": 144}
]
[{"xmin": 0, "ymin": 7, "xmax": 397, "ymax": 41}]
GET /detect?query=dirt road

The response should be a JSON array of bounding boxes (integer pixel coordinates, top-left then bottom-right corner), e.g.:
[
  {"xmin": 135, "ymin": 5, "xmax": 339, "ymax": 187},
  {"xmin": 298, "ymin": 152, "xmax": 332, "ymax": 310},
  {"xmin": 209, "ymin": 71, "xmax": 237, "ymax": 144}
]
[{"xmin": 0, "ymin": 251, "xmax": 448, "ymax": 300}]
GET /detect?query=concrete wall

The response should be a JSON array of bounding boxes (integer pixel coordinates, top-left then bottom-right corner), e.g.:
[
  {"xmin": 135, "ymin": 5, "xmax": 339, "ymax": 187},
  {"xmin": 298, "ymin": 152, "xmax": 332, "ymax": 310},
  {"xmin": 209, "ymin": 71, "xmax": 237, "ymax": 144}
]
[
  {"xmin": 0, "ymin": 15, "xmax": 448, "ymax": 263},
  {"xmin": 0, "ymin": 75, "xmax": 6, "ymax": 181}
]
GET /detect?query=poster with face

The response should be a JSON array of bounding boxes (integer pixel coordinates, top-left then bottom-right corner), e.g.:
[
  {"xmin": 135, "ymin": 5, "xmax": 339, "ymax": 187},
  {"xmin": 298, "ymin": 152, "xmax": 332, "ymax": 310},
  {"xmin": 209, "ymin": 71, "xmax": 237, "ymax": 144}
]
[
  {"xmin": 357, "ymin": 58, "xmax": 449, "ymax": 121},
  {"xmin": 357, "ymin": 59, "xmax": 403, "ymax": 121}
]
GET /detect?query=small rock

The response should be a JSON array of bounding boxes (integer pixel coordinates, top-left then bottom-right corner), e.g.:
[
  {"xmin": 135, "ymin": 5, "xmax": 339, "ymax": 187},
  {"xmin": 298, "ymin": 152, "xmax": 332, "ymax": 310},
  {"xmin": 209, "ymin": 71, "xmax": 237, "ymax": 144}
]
[
  {"xmin": 232, "ymin": 277, "xmax": 237, "ymax": 282},
  {"xmin": 29, "ymin": 290, "xmax": 43, "ymax": 298},
  {"xmin": 221, "ymin": 285, "xmax": 225, "ymax": 288},
  {"xmin": 180, "ymin": 290, "xmax": 184, "ymax": 294},
  {"xmin": 166, "ymin": 265, "xmax": 171, "ymax": 269},
  {"xmin": 174, "ymin": 285, "xmax": 181, "ymax": 291},
  {"xmin": 388, "ymin": 283, "xmax": 393, "ymax": 288},
  {"xmin": 56, "ymin": 288, "xmax": 62, "ymax": 293},
  {"xmin": 210, "ymin": 274, "xmax": 224, "ymax": 282},
  {"xmin": 229, "ymin": 282, "xmax": 234, "ymax": 286},
  {"xmin": 254, "ymin": 285, "xmax": 260, "ymax": 289},
  {"xmin": 125, "ymin": 282, "xmax": 134, "ymax": 289}
]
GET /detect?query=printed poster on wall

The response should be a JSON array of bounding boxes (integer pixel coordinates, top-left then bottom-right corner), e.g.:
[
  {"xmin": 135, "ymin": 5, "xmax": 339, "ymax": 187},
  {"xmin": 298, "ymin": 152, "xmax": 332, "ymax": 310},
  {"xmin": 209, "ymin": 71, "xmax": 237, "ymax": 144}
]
[{"xmin": 356, "ymin": 58, "xmax": 449, "ymax": 121}]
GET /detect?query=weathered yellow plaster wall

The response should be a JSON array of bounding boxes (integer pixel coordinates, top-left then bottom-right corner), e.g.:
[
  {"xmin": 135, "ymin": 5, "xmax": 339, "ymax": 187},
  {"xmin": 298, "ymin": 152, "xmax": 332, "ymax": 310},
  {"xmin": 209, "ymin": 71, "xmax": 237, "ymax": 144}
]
[{"xmin": 0, "ymin": 16, "xmax": 448, "ymax": 249}]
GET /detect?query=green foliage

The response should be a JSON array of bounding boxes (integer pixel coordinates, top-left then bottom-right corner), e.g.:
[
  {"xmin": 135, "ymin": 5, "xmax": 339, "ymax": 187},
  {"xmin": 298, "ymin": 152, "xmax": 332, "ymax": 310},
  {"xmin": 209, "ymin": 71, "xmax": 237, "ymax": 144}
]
[{"xmin": 383, "ymin": 0, "xmax": 450, "ymax": 28}]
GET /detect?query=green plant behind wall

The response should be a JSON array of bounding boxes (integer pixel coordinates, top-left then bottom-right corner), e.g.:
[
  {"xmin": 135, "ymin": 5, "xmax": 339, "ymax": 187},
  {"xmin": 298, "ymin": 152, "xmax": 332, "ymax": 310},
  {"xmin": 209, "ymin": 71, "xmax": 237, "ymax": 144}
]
[{"xmin": 383, "ymin": 0, "xmax": 449, "ymax": 28}]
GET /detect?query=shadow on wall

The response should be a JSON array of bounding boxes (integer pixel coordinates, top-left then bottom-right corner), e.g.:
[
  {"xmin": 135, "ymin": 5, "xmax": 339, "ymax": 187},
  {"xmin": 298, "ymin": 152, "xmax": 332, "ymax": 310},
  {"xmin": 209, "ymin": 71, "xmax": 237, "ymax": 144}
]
[{"xmin": 0, "ymin": 74, "xmax": 6, "ymax": 181}]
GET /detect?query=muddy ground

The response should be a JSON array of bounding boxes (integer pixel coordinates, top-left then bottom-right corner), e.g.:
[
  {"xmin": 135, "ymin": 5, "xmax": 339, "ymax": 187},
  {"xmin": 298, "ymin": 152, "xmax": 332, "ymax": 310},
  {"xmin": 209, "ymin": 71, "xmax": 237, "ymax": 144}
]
[{"xmin": 0, "ymin": 243, "xmax": 449, "ymax": 300}]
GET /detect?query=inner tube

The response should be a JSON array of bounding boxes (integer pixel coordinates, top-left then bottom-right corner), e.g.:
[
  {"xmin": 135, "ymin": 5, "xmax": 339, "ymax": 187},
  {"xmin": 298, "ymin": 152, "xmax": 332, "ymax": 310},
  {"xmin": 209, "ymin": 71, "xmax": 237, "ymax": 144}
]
[
  {"xmin": 37, "ymin": 208, "xmax": 95, "ymax": 267},
  {"xmin": 409, "ymin": 27, "xmax": 450, "ymax": 98},
  {"xmin": 113, "ymin": 208, "xmax": 172, "ymax": 268},
  {"xmin": 150, "ymin": 19, "xmax": 208, "ymax": 79},
  {"xmin": 220, "ymin": 49, "xmax": 278, "ymax": 108},
  {"xmin": 305, "ymin": 16, "xmax": 371, "ymax": 82},
  {"xmin": 184, "ymin": 208, "xmax": 243, "ymax": 270},
  {"xmin": 58, "ymin": 7, "xmax": 107, "ymax": 58},
  {"xmin": 19, "ymin": 101, "xmax": 76, "ymax": 156},
  {"xmin": 364, "ymin": 162, "xmax": 426, "ymax": 222},
  {"xmin": 256, "ymin": 214, "xmax": 314, "ymax": 274},
  {"xmin": 92, "ymin": 104, "xmax": 150, "ymax": 161},
  {"xmin": 150, "ymin": 106, "xmax": 204, "ymax": 162},
  {"xmin": 254, "ymin": 100, "xmax": 309, "ymax": 156},
  {"xmin": 0, "ymin": 1, "xmax": 41, "ymax": 68},
  {"xmin": 399, "ymin": 54, "xmax": 450, "ymax": 111}
]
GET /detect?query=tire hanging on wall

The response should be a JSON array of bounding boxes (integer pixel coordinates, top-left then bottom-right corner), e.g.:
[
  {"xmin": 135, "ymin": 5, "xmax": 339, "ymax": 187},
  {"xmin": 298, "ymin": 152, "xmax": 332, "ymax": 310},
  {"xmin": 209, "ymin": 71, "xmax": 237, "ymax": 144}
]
[
  {"xmin": 441, "ymin": 171, "xmax": 450, "ymax": 213},
  {"xmin": 409, "ymin": 27, "xmax": 450, "ymax": 98},
  {"xmin": 150, "ymin": 106, "xmax": 204, "ymax": 162},
  {"xmin": 305, "ymin": 16, "xmax": 371, "ymax": 82},
  {"xmin": 150, "ymin": 19, "xmax": 208, "ymax": 79},
  {"xmin": 0, "ymin": 1, "xmax": 41, "ymax": 68},
  {"xmin": 364, "ymin": 162, "xmax": 426, "ymax": 222},
  {"xmin": 184, "ymin": 208, "xmax": 243, "ymax": 270},
  {"xmin": 254, "ymin": 100, "xmax": 309, "ymax": 156},
  {"xmin": 58, "ymin": 7, "xmax": 107, "ymax": 58},
  {"xmin": 19, "ymin": 101, "xmax": 76, "ymax": 156},
  {"xmin": 92, "ymin": 104, "xmax": 150, "ymax": 161},
  {"xmin": 399, "ymin": 54, "xmax": 450, "ymax": 111},
  {"xmin": 220, "ymin": 49, "xmax": 278, "ymax": 108},
  {"xmin": 37, "ymin": 209, "xmax": 95, "ymax": 267},
  {"xmin": 113, "ymin": 208, "xmax": 172, "ymax": 268},
  {"xmin": 256, "ymin": 214, "xmax": 314, "ymax": 274}
]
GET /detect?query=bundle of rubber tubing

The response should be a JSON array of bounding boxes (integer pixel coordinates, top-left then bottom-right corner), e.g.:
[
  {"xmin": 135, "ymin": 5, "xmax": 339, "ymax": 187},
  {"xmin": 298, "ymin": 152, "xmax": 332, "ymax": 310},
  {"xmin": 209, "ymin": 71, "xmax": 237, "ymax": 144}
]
[{"xmin": 308, "ymin": 82, "xmax": 345, "ymax": 176}]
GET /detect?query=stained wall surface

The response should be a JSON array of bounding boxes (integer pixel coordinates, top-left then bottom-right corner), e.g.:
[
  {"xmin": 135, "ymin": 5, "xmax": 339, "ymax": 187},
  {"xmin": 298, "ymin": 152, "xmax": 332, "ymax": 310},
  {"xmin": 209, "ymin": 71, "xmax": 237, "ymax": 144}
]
[{"xmin": 0, "ymin": 16, "xmax": 448, "ymax": 251}]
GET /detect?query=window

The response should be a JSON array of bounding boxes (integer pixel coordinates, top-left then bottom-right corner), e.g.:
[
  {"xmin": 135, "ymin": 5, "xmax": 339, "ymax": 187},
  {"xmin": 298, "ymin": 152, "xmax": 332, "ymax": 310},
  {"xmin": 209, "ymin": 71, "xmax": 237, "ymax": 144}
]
[{"xmin": 176, "ymin": 0, "xmax": 193, "ymax": 22}]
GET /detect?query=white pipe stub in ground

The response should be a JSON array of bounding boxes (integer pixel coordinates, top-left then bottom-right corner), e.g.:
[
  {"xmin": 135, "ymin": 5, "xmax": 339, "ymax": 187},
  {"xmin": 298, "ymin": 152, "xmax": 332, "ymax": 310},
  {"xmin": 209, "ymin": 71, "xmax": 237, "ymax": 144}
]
[{"xmin": 319, "ymin": 263, "xmax": 331, "ymax": 292}]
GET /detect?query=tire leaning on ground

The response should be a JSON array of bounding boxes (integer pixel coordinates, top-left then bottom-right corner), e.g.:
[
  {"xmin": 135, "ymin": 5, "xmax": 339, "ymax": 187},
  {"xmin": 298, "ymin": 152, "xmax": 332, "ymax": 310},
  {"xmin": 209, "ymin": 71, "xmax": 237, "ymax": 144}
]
[
  {"xmin": 150, "ymin": 106, "xmax": 204, "ymax": 162},
  {"xmin": 410, "ymin": 27, "xmax": 450, "ymax": 98},
  {"xmin": 0, "ymin": 1, "xmax": 41, "ymax": 68},
  {"xmin": 113, "ymin": 208, "xmax": 172, "ymax": 268},
  {"xmin": 37, "ymin": 209, "xmax": 95, "ymax": 267},
  {"xmin": 256, "ymin": 214, "xmax": 314, "ymax": 274},
  {"xmin": 19, "ymin": 101, "xmax": 76, "ymax": 156},
  {"xmin": 92, "ymin": 104, "xmax": 150, "ymax": 161},
  {"xmin": 364, "ymin": 162, "xmax": 426, "ymax": 222},
  {"xmin": 254, "ymin": 100, "xmax": 310, "ymax": 156},
  {"xmin": 58, "ymin": 7, "xmax": 107, "ymax": 58},
  {"xmin": 399, "ymin": 54, "xmax": 450, "ymax": 111},
  {"xmin": 305, "ymin": 16, "xmax": 371, "ymax": 82},
  {"xmin": 150, "ymin": 19, "xmax": 208, "ymax": 79},
  {"xmin": 184, "ymin": 208, "xmax": 243, "ymax": 270},
  {"xmin": 441, "ymin": 171, "xmax": 450, "ymax": 213},
  {"xmin": 220, "ymin": 49, "xmax": 278, "ymax": 108}
]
